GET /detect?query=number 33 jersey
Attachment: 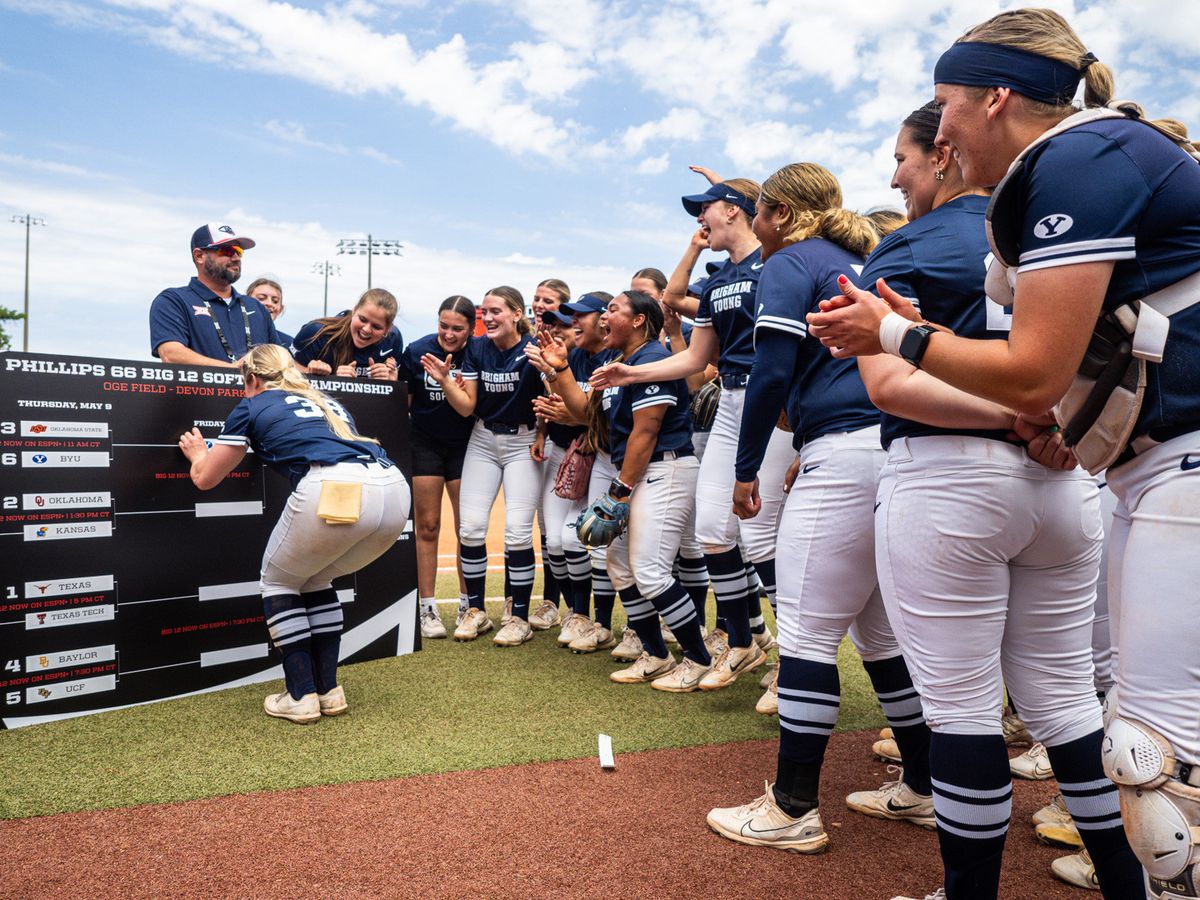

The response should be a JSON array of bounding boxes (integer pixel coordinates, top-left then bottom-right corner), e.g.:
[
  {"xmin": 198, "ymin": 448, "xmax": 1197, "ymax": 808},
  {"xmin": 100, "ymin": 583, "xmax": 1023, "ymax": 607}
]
[{"xmin": 216, "ymin": 388, "xmax": 392, "ymax": 488}]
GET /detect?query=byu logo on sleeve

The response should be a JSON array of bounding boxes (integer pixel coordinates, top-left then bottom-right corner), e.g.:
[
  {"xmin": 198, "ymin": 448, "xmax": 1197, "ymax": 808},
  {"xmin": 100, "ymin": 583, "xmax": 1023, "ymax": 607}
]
[{"xmin": 1034, "ymin": 214, "xmax": 1073, "ymax": 239}]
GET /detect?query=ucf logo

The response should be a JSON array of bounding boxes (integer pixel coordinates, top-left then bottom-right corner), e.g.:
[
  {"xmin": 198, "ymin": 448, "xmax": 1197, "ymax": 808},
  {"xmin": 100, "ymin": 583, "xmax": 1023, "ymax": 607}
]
[{"xmin": 1034, "ymin": 214, "xmax": 1074, "ymax": 239}]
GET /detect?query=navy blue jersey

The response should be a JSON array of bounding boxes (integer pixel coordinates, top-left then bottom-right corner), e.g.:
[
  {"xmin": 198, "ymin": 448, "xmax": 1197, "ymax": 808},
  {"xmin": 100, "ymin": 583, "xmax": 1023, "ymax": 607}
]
[
  {"xmin": 1008, "ymin": 118, "xmax": 1200, "ymax": 442},
  {"xmin": 275, "ymin": 329, "xmax": 294, "ymax": 348},
  {"xmin": 216, "ymin": 389, "xmax": 390, "ymax": 489},
  {"xmin": 461, "ymin": 334, "xmax": 542, "ymax": 428},
  {"xmin": 547, "ymin": 345, "xmax": 616, "ymax": 449},
  {"xmin": 400, "ymin": 332, "xmax": 475, "ymax": 447},
  {"xmin": 694, "ymin": 249, "xmax": 762, "ymax": 376},
  {"xmin": 150, "ymin": 277, "xmax": 280, "ymax": 361},
  {"xmin": 291, "ymin": 318, "xmax": 404, "ymax": 379},
  {"xmin": 601, "ymin": 341, "xmax": 692, "ymax": 469},
  {"xmin": 862, "ymin": 195, "xmax": 1013, "ymax": 448},
  {"xmin": 662, "ymin": 320, "xmax": 694, "ymax": 353},
  {"xmin": 736, "ymin": 239, "xmax": 877, "ymax": 480}
]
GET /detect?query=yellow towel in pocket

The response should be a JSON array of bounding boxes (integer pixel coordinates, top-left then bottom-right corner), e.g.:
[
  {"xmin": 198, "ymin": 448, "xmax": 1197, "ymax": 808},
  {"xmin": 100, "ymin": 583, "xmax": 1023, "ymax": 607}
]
[{"xmin": 317, "ymin": 481, "xmax": 362, "ymax": 525}]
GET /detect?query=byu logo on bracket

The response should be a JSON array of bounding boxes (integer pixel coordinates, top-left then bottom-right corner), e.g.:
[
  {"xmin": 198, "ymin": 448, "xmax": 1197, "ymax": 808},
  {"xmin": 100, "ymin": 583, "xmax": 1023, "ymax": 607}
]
[{"xmin": 1034, "ymin": 214, "xmax": 1073, "ymax": 239}]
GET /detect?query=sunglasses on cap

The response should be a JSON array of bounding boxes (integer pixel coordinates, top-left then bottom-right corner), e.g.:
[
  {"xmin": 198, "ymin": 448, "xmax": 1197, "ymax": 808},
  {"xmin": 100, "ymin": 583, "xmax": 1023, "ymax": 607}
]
[{"xmin": 206, "ymin": 244, "xmax": 243, "ymax": 258}]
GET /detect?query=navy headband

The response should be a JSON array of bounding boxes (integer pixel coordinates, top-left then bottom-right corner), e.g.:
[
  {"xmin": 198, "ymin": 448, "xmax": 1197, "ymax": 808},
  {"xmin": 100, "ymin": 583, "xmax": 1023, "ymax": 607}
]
[{"xmin": 934, "ymin": 41, "xmax": 1087, "ymax": 106}]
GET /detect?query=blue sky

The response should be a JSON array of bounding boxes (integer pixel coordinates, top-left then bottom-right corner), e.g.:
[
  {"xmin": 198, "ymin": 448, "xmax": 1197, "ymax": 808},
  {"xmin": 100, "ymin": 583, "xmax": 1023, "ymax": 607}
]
[{"xmin": 2, "ymin": 0, "xmax": 1198, "ymax": 360}]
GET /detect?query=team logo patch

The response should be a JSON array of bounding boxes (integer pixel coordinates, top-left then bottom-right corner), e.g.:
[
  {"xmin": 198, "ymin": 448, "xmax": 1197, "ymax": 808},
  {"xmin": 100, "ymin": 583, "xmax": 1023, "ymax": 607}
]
[
  {"xmin": 192, "ymin": 305, "xmax": 212, "ymax": 317},
  {"xmin": 218, "ymin": 225, "xmax": 235, "ymax": 235},
  {"xmin": 645, "ymin": 385, "xmax": 660, "ymax": 394},
  {"xmin": 1034, "ymin": 214, "xmax": 1073, "ymax": 239}
]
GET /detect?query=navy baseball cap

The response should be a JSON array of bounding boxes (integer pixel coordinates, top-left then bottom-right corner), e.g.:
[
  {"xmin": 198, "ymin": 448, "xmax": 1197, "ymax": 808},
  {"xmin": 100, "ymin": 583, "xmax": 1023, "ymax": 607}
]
[
  {"xmin": 560, "ymin": 293, "xmax": 608, "ymax": 315},
  {"xmin": 681, "ymin": 182, "xmax": 756, "ymax": 218},
  {"xmin": 541, "ymin": 309, "xmax": 573, "ymax": 326},
  {"xmin": 191, "ymin": 223, "xmax": 256, "ymax": 252},
  {"xmin": 687, "ymin": 277, "xmax": 708, "ymax": 297}
]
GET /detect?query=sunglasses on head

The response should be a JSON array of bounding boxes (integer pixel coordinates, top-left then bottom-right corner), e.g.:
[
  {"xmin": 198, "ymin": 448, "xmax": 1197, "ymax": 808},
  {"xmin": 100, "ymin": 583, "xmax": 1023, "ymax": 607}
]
[{"xmin": 207, "ymin": 244, "xmax": 243, "ymax": 258}]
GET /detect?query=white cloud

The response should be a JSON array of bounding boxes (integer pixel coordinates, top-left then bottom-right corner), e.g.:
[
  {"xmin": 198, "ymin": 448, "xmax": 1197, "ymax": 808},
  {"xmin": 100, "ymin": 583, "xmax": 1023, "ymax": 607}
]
[
  {"xmin": 501, "ymin": 252, "xmax": 558, "ymax": 266},
  {"xmin": 0, "ymin": 155, "xmax": 638, "ymax": 358},
  {"xmin": 620, "ymin": 108, "xmax": 705, "ymax": 156},
  {"xmin": 635, "ymin": 153, "xmax": 670, "ymax": 175},
  {"xmin": 262, "ymin": 120, "xmax": 348, "ymax": 155}
]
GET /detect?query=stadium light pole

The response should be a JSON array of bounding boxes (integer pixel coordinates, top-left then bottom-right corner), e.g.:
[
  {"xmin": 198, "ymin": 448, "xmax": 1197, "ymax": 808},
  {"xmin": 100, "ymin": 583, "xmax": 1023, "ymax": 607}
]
[
  {"xmin": 311, "ymin": 261, "xmax": 341, "ymax": 318},
  {"xmin": 335, "ymin": 234, "xmax": 402, "ymax": 290},
  {"xmin": 10, "ymin": 214, "xmax": 46, "ymax": 351}
]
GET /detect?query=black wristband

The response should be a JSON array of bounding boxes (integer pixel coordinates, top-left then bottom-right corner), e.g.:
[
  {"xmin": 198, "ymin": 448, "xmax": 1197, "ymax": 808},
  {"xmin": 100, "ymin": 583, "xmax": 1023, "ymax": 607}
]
[{"xmin": 899, "ymin": 324, "xmax": 937, "ymax": 369}]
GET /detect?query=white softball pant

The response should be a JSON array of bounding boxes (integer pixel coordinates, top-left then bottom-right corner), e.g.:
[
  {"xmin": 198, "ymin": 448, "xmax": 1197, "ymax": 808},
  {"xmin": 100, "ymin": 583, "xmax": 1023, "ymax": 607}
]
[
  {"xmin": 561, "ymin": 449, "xmax": 619, "ymax": 565},
  {"xmin": 1106, "ymin": 431, "xmax": 1200, "ymax": 763},
  {"xmin": 260, "ymin": 461, "xmax": 411, "ymax": 596},
  {"xmin": 606, "ymin": 454, "xmax": 701, "ymax": 598},
  {"xmin": 458, "ymin": 421, "xmax": 541, "ymax": 549},
  {"xmin": 1092, "ymin": 476, "xmax": 1117, "ymax": 695},
  {"xmin": 775, "ymin": 425, "xmax": 897, "ymax": 663},
  {"xmin": 539, "ymin": 440, "xmax": 583, "ymax": 556},
  {"xmin": 695, "ymin": 386, "xmax": 793, "ymax": 561},
  {"xmin": 876, "ymin": 435, "xmax": 1102, "ymax": 745}
]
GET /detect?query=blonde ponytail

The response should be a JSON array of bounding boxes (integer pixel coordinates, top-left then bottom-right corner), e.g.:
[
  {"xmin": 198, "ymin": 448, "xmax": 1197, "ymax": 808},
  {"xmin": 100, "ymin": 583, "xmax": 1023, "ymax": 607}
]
[
  {"xmin": 238, "ymin": 345, "xmax": 378, "ymax": 445},
  {"xmin": 761, "ymin": 163, "xmax": 878, "ymax": 259}
]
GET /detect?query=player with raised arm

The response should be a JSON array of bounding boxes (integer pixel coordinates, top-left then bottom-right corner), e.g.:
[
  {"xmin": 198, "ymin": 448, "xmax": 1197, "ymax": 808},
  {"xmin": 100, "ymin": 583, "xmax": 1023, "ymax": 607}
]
[
  {"xmin": 422, "ymin": 287, "xmax": 544, "ymax": 646},
  {"xmin": 178, "ymin": 344, "xmax": 409, "ymax": 724}
]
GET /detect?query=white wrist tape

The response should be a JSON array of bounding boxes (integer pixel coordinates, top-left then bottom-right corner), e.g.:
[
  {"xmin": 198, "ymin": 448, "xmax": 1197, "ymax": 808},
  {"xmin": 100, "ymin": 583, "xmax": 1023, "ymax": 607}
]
[{"xmin": 879, "ymin": 312, "xmax": 913, "ymax": 358}]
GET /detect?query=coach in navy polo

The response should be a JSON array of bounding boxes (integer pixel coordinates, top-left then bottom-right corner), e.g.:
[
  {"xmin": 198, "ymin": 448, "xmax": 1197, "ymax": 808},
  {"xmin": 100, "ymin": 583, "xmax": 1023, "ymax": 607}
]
[{"xmin": 150, "ymin": 224, "xmax": 280, "ymax": 367}]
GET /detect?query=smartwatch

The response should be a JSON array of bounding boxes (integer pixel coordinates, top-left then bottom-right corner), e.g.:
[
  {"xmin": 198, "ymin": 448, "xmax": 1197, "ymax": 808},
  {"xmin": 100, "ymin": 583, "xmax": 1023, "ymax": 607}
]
[
  {"xmin": 899, "ymin": 324, "xmax": 937, "ymax": 369},
  {"xmin": 608, "ymin": 477, "xmax": 633, "ymax": 500}
]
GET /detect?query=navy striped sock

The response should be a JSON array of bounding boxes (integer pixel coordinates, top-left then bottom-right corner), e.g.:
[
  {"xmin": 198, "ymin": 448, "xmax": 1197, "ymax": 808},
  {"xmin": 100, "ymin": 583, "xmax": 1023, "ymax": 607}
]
[
  {"xmin": 863, "ymin": 655, "xmax": 931, "ymax": 795},
  {"xmin": 775, "ymin": 655, "xmax": 840, "ymax": 814},
  {"xmin": 545, "ymin": 548, "xmax": 570, "ymax": 611},
  {"xmin": 751, "ymin": 557, "xmax": 776, "ymax": 620},
  {"xmin": 540, "ymin": 536, "xmax": 561, "ymax": 608},
  {"xmin": 675, "ymin": 554, "xmax": 709, "ymax": 622},
  {"xmin": 745, "ymin": 563, "xmax": 765, "ymax": 634},
  {"xmin": 931, "ymin": 733, "xmax": 1011, "ymax": 900},
  {"xmin": 263, "ymin": 593, "xmax": 315, "ymax": 699},
  {"xmin": 592, "ymin": 562, "xmax": 615, "ymax": 629},
  {"xmin": 302, "ymin": 587, "xmax": 343, "ymax": 695},
  {"xmin": 648, "ymin": 582, "xmax": 709, "ymax": 665},
  {"xmin": 505, "ymin": 546, "xmax": 536, "ymax": 620},
  {"xmin": 705, "ymin": 547, "xmax": 752, "ymax": 647},
  {"xmin": 565, "ymin": 550, "xmax": 592, "ymax": 617},
  {"xmin": 1046, "ymin": 730, "xmax": 1143, "ymax": 898},
  {"xmin": 460, "ymin": 542, "xmax": 488, "ymax": 610},
  {"xmin": 619, "ymin": 586, "xmax": 667, "ymax": 658}
]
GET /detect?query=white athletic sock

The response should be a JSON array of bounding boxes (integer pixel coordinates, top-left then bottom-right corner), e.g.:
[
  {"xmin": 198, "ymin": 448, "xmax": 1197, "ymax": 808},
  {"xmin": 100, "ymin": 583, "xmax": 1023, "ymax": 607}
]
[
  {"xmin": 458, "ymin": 593, "xmax": 469, "ymax": 613},
  {"xmin": 420, "ymin": 596, "xmax": 436, "ymax": 615}
]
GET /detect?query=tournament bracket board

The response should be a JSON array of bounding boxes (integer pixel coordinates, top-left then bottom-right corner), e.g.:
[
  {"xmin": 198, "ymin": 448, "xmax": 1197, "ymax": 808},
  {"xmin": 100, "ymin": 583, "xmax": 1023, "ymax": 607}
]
[{"xmin": 0, "ymin": 352, "xmax": 418, "ymax": 729}]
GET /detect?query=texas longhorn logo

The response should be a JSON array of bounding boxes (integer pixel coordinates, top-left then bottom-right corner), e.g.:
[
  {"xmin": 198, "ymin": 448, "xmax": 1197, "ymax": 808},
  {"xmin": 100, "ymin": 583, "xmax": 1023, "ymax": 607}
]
[{"xmin": 34, "ymin": 583, "xmax": 50, "ymax": 594}]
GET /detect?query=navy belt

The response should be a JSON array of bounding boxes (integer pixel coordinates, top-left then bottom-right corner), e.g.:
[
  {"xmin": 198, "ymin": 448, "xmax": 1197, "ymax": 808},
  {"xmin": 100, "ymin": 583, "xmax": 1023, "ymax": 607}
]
[
  {"xmin": 484, "ymin": 421, "xmax": 525, "ymax": 435},
  {"xmin": 720, "ymin": 372, "xmax": 750, "ymax": 389},
  {"xmin": 649, "ymin": 448, "xmax": 694, "ymax": 463}
]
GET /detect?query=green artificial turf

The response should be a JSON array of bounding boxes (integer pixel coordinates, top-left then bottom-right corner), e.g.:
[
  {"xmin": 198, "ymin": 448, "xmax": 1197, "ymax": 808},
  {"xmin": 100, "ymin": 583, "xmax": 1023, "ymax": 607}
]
[{"xmin": 0, "ymin": 574, "xmax": 885, "ymax": 820}]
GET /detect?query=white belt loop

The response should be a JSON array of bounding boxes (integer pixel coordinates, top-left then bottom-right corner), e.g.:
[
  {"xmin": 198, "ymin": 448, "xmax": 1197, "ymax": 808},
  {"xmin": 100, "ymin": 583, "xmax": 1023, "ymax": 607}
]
[{"xmin": 1132, "ymin": 303, "xmax": 1170, "ymax": 363}]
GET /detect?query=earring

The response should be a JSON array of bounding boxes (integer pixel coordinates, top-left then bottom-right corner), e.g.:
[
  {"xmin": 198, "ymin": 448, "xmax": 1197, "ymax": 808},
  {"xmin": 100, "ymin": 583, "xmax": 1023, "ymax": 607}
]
[
  {"xmin": 934, "ymin": 169, "xmax": 945, "ymax": 181},
  {"xmin": 775, "ymin": 224, "xmax": 781, "ymax": 232}
]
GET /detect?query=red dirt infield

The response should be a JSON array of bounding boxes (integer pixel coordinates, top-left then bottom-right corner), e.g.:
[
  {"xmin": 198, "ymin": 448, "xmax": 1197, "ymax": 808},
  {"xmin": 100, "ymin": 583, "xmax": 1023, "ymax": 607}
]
[{"xmin": 1, "ymin": 731, "xmax": 1082, "ymax": 899}]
